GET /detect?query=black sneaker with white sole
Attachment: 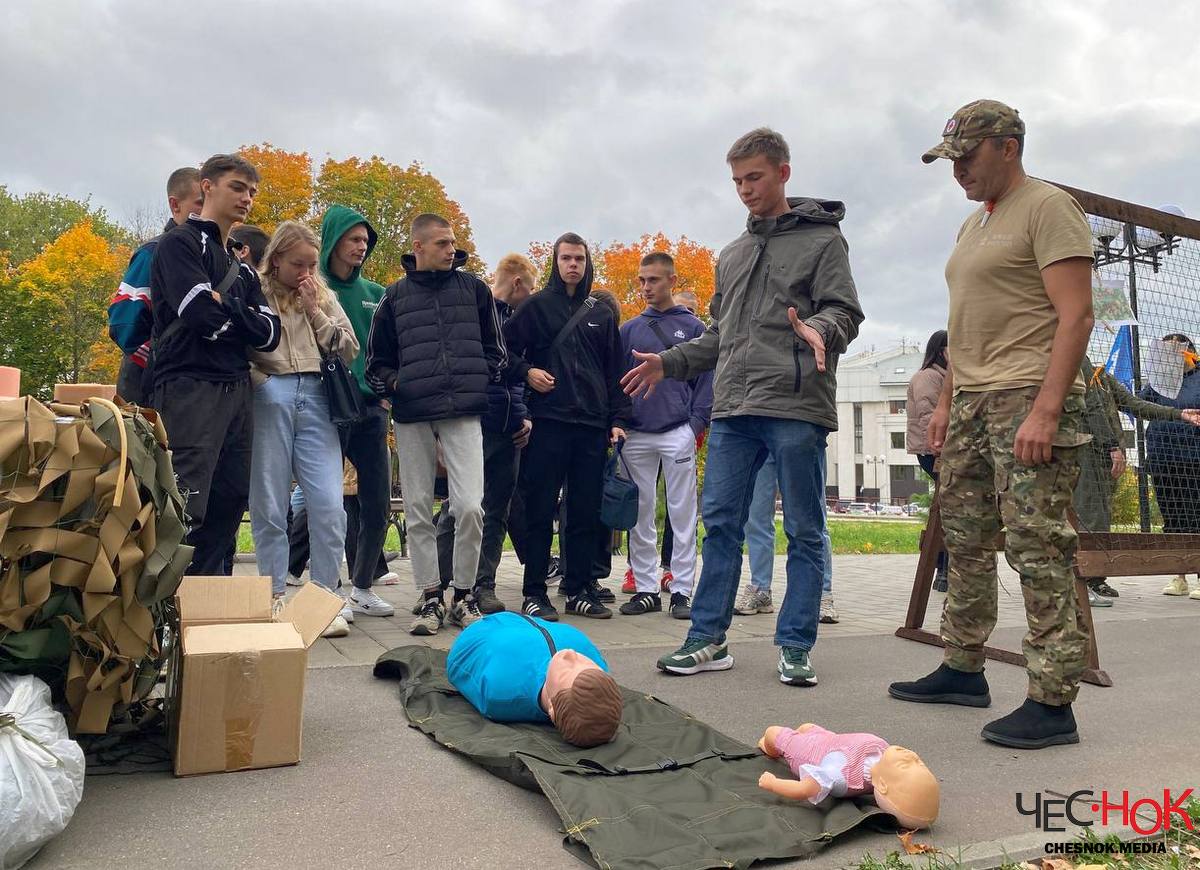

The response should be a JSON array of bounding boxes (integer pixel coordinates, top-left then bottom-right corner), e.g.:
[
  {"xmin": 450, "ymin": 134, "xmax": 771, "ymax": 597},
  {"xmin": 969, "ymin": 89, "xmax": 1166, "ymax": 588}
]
[
  {"xmin": 522, "ymin": 595, "xmax": 559, "ymax": 622},
  {"xmin": 619, "ymin": 591, "xmax": 661, "ymax": 616},
  {"xmin": 565, "ymin": 594, "xmax": 612, "ymax": 619},
  {"xmin": 669, "ymin": 592, "xmax": 692, "ymax": 620}
]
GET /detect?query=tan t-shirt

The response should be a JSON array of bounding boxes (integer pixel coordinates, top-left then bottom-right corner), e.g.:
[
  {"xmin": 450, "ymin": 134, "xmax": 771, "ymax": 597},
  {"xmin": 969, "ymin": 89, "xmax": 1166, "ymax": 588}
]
[{"xmin": 945, "ymin": 178, "xmax": 1093, "ymax": 393}]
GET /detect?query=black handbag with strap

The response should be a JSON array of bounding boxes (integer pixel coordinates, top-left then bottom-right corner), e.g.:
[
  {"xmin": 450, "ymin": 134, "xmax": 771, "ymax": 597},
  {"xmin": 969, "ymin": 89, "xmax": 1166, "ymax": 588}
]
[
  {"xmin": 320, "ymin": 330, "xmax": 367, "ymax": 425},
  {"xmin": 600, "ymin": 438, "xmax": 639, "ymax": 530}
]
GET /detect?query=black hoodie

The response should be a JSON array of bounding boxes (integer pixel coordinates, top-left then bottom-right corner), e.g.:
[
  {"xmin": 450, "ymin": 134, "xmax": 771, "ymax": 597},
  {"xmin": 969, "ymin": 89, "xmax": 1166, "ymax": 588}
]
[
  {"xmin": 366, "ymin": 250, "xmax": 505, "ymax": 424},
  {"xmin": 502, "ymin": 247, "xmax": 631, "ymax": 431}
]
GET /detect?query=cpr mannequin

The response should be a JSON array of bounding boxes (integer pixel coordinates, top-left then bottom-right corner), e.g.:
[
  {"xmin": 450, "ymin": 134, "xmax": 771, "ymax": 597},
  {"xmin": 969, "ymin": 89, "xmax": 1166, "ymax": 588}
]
[
  {"xmin": 756, "ymin": 723, "xmax": 939, "ymax": 830},
  {"xmin": 446, "ymin": 612, "xmax": 624, "ymax": 747}
]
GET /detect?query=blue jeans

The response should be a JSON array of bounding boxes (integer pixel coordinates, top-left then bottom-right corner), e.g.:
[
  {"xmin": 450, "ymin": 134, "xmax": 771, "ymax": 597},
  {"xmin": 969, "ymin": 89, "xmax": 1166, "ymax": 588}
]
[
  {"xmin": 744, "ymin": 456, "xmax": 833, "ymax": 594},
  {"xmin": 249, "ymin": 374, "xmax": 347, "ymax": 596},
  {"xmin": 690, "ymin": 415, "xmax": 829, "ymax": 651}
]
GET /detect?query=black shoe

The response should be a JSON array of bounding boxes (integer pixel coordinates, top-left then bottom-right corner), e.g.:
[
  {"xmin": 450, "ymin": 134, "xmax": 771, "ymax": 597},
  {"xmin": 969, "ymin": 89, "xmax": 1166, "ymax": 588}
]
[
  {"xmin": 565, "ymin": 594, "xmax": 612, "ymax": 619},
  {"xmin": 522, "ymin": 595, "xmax": 559, "ymax": 622},
  {"xmin": 932, "ymin": 568, "xmax": 949, "ymax": 593},
  {"xmin": 982, "ymin": 698, "xmax": 1079, "ymax": 749},
  {"xmin": 669, "ymin": 592, "xmax": 692, "ymax": 620},
  {"xmin": 888, "ymin": 663, "xmax": 991, "ymax": 707},
  {"xmin": 1091, "ymin": 580, "xmax": 1119, "ymax": 598},
  {"xmin": 589, "ymin": 581, "xmax": 616, "ymax": 603},
  {"xmin": 546, "ymin": 556, "xmax": 562, "ymax": 580},
  {"xmin": 474, "ymin": 585, "xmax": 506, "ymax": 614},
  {"xmin": 619, "ymin": 591, "xmax": 661, "ymax": 615}
]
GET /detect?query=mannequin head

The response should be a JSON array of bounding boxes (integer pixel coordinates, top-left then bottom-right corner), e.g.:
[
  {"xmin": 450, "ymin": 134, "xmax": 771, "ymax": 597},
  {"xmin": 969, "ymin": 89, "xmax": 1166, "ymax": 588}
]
[
  {"xmin": 870, "ymin": 745, "xmax": 940, "ymax": 830},
  {"xmin": 541, "ymin": 650, "xmax": 623, "ymax": 747}
]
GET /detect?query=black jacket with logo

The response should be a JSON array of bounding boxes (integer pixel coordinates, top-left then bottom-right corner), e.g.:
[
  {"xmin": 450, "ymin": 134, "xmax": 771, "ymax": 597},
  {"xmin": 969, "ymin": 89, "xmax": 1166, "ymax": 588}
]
[
  {"xmin": 366, "ymin": 251, "xmax": 505, "ymax": 424},
  {"xmin": 502, "ymin": 251, "xmax": 631, "ymax": 431},
  {"xmin": 149, "ymin": 215, "xmax": 281, "ymax": 386}
]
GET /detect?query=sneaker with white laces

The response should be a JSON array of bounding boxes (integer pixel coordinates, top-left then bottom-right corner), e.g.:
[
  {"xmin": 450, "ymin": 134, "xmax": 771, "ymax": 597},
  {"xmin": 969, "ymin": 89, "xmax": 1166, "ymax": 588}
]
[
  {"xmin": 286, "ymin": 574, "xmax": 305, "ymax": 587},
  {"xmin": 339, "ymin": 603, "xmax": 355, "ymax": 624},
  {"xmin": 410, "ymin": 596, "xmax": 445, "ymax": 635},
  {"xmin": 349, "ymin": 588, "xmax": 396, "ymax": 617},
  {"xmin": 321, "ymin": 615, "xmax": 350, "ymax": 638},
  {"xmin": 271, "ymin": 595, "xmax": 286, "ymax": 619},
  {"xmin": 778, "ymin": 647, "xmax": 817, "ymax": 686},
  {"xmin": 1163, "ymin": 575, "xmax": 1191, "ymax": 596},
  {"xmin": 819, "ymin": 595, "xmax": 840, "ymax": 624},
  {"xmin": 657, "ymin": 638, "xmax": 733, "ymax": 675},
  {"xmin": 733, "ymin": 584, "xmax": 773, "ymax": 615},
  {"xmin": 376, "ymin": 571, "xmax": 401, "ymax": 586},
  {"xmin": 448, "ymin": 594, "xmax": 484, "ymax": 628}
]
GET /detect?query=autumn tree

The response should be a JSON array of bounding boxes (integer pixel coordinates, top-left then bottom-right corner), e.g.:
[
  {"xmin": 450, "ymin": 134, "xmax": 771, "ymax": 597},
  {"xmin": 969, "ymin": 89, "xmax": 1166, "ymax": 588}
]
[
  {"xmin": 314, "ymin": 156, "xmax": 485, "ymax": 285},
  {"xmin": 0, "ymin": 222, "xmax": 127, "ymax": 396},
  {"xmin": 237, "ymin": 142, "xmax": 313, "ymax": 234},
  {"xmin": 593, "ymin": 233, "xmax": 717, "ymax": 322}
]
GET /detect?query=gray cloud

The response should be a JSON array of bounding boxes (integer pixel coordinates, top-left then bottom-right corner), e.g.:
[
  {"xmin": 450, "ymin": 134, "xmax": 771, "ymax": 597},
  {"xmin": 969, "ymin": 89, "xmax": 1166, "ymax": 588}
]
[{"xmin": 3, "ymin": 0, "xmax": 1198, "ymax": 353}]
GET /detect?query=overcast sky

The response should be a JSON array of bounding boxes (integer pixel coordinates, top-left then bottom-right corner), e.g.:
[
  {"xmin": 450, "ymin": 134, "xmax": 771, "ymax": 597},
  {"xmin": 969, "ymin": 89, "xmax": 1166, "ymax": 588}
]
[{"xmin": 3, "ymin": 0, "xmax": 1198, "ymax": 353}]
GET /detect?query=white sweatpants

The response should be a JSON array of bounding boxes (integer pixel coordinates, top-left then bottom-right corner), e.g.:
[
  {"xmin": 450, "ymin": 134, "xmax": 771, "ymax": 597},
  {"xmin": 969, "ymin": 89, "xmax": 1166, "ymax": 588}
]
[
  {"xmin": 622, "ymin": 423, "xmax": 698, "ymax": 595},
  {"xmin": 394, "ymin": 416, "xmax": 484, "ymax": 592}
]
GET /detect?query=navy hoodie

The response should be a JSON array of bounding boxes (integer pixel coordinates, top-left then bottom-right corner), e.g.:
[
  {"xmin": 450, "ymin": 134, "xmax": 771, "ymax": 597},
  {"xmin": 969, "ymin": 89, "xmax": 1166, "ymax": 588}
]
[{"xmin": 620, "ymin": 306, "xmax": 713, "ymax": 435}]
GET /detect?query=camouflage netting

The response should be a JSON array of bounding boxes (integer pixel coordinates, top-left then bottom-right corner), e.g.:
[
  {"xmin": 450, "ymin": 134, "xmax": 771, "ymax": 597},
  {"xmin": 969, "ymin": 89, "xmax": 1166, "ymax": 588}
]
[{"xmin": 0, "ymin": 396, "xmax": 191, "ymax": 734}]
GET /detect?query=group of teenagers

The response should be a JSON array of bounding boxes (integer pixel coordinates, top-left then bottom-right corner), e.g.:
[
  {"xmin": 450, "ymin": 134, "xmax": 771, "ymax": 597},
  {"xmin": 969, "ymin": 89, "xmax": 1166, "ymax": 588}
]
[{"xmin": 111, "ymin": 98, "xmax": 1173, "ymax": 753}]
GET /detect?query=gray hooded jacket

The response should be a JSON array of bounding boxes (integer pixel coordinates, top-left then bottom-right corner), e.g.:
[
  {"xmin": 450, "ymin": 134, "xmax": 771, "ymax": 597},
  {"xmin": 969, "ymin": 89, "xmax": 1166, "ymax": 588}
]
[{"xmin": 660, "ymin": 197, "xmax": 864, "ymax": 430}]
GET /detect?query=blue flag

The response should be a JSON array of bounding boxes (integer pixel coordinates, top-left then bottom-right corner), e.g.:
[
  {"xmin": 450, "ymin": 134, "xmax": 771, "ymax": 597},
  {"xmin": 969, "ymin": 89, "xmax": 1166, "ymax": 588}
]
[{"xmin": 1105, "ymin": 325, "xmax": 1134, "ymax": 390}]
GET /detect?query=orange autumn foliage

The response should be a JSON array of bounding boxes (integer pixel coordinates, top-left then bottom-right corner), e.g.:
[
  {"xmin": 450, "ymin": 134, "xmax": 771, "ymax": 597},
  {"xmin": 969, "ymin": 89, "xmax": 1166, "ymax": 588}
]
[
  {"xmin": 594, "ymin": 234, "xmax": 717, "ymax": 322},
  {"xmin": 237, "ymin": 142, "xmax": 314, "ymax": 234}
]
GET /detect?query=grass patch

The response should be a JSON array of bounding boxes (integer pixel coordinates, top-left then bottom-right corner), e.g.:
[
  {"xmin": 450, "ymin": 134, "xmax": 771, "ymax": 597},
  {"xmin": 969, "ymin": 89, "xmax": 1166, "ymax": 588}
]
[{"xmin": 237, "ymin": 517, "xmax": 926, "ymax": 556}]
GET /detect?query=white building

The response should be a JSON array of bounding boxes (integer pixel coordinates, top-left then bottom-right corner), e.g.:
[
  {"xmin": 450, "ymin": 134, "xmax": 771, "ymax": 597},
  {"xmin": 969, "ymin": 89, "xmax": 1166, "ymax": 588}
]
[{"xmin": 826, "ymin": 346, "xmax": 929, "ymax": 504}]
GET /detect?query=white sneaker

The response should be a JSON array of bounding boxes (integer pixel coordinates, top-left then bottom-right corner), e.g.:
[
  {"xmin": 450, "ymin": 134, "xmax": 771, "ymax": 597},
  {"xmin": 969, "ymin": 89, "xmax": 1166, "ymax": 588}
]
[
  {"xmin": 286, "ymin": 574, "xmax": 305, "ymax": 587},
  {"xmin": 376, "ymin": 571, "xmax": 401, "ymax": 586},
  {"xmin": 1163, "ymin": 575, "xmax": 1191, "ymax": 596},
  {"xmin": 321, "ymin": 615, "xmax": 350, "ymax": 638},
  {"xmin": 819, "ymin": 595, "xmax": 840, "ymax": 624},
  {"xmin": 349, "ymin": 588, "xmax": 395, "ymax": 617},
  {"xmin": 339, "ymin": 603, "xmax": 355, "ymax": 624}
]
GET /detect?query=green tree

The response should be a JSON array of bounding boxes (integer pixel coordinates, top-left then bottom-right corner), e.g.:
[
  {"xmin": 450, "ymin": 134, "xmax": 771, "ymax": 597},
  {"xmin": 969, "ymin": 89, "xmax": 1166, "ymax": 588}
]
[
  {"xmin": 314, "ymin": 157, "xmax": 486, "ymax": 284},
  {"xmin": 0, "ymin": 186, "xmax": 129, "ymax": 267}
]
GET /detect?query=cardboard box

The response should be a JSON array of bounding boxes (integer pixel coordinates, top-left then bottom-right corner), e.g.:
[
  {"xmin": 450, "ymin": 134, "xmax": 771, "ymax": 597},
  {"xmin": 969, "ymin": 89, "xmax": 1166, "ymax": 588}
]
[
  {"xmin": 170, "ymin": 577, "xmax": 342, "ymax": 776},
  {"xmin": 53, "ymin": 383, "xmax": 117, "ymax": 403}
]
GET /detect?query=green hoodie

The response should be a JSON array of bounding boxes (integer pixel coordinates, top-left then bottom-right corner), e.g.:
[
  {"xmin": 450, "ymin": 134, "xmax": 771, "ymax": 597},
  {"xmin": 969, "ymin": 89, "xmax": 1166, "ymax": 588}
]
[{"xmin": 320, "ymin": 205, "xmax": 384, "ymax": 397}]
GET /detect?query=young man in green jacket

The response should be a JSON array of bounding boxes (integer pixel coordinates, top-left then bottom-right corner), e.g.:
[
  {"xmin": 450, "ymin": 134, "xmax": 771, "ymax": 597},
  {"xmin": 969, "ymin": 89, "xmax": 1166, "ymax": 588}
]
[
  {"xmin": 624, "ymin": 128, "xmax": 864, "ymax": 687},
  {"xmin": 319, "ymin": 205, "xmax": 395, "ymax": 618}
]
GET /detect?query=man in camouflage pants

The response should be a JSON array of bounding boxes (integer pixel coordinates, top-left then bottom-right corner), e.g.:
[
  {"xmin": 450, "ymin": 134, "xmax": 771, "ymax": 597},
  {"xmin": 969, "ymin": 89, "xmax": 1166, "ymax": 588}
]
[{"xmin": 888, "ymin": 100, "xmax": 1096, "ymax": 749}]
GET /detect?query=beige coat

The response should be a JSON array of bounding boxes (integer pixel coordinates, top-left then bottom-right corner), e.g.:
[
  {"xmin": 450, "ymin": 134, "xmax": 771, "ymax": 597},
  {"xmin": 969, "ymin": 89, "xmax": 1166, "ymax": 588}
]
[
  {"xmin": 906, "ymin": 364, "xmax": 946, "ymax": 455},
  {"xmin": 250, "ymin": 290, "xmax": 359, "ymax": 386}
]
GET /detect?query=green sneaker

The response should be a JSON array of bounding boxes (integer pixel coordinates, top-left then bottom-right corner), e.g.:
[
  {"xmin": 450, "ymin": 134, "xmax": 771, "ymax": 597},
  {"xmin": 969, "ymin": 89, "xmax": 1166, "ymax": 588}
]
[
  {"xmin": 656, "ymin": 638, "xmax": 734, "ymax": 675},
  {"xmin": 778, "ymin": 647, "xmax": 817, "ymax": 686}
]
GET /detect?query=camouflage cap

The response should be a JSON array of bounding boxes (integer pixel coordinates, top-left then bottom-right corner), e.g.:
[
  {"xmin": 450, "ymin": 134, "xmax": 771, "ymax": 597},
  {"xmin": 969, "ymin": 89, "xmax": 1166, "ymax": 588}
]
[{"xmin": 922, "ymin": 99, "xmax": 1025, "ymax": 164}]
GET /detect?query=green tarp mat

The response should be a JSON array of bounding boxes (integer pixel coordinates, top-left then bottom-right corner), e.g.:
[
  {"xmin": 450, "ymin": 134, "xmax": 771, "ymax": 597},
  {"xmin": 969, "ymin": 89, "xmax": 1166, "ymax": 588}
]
[{"xmin": 374, "ymin": 646, "xmax": 893, "ymax": 870}]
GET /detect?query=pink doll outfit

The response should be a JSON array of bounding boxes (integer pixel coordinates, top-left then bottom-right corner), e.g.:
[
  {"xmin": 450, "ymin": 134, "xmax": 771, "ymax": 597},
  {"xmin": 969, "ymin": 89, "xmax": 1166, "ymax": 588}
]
[{"xmin": 774, "ymin": 725, "xmax": 891, "ymax": 804}]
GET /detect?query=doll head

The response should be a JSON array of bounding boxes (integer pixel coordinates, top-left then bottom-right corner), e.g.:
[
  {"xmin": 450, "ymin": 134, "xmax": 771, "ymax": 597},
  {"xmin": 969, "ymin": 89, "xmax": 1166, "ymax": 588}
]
[
  {"xmin": 871, "ymin": 745, "xmax": 940, "ymax": 830},
  {"xmin": 543, "ymin": 651, "xmax": 623, "ymax": 747}
]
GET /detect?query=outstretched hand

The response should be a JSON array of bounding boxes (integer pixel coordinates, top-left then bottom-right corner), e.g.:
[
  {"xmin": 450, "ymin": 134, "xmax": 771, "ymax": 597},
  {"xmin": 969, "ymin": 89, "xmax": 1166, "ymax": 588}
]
[
  {"xmin": 788, "ymin": 308, "xmax": 826, "ymax": 373},
  {"xmin": 621, "ymin": 350, "xmax": 664, "ymax": 398},
  {"xmin": 1183, "ymin": 409, "xmax": 1200, "ymax": 426}
]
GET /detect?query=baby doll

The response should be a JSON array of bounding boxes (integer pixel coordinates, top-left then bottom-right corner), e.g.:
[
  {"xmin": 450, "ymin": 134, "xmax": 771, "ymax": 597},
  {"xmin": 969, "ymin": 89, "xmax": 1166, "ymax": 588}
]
[{"xmin": 757, "ymin": 723, "xmax": 939, "ymax": 830}]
